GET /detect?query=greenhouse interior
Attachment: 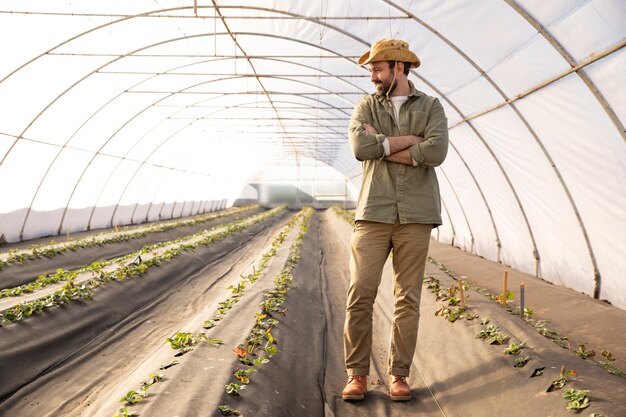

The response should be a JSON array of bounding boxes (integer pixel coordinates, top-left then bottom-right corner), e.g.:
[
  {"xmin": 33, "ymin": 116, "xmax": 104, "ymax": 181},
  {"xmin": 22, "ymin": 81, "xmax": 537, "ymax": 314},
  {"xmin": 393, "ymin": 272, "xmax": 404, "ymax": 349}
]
[{"xmin": 0, "ymin": 1, "xmax": 625, "ymax": 416}]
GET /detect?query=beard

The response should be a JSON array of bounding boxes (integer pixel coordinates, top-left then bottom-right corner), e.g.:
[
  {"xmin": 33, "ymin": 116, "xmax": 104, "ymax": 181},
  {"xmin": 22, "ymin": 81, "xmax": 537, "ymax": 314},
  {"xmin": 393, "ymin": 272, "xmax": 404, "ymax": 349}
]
[{"xmin": 375, "ymin": 79, "xmax": 397, "ymax": 96}]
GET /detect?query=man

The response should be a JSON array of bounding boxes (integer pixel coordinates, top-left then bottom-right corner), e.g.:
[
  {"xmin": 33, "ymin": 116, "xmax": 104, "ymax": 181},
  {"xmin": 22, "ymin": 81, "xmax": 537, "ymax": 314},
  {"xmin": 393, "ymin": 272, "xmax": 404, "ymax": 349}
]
[{"xmin": 342, "ymin": 38, "xmax": 448, "ymax": 402}]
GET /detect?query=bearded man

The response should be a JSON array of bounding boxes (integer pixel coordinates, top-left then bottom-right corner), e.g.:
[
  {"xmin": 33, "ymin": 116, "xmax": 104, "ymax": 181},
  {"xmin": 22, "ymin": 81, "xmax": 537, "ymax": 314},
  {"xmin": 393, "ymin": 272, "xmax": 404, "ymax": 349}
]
[{"xmin": 342, "ymin": 38, "xmax": 449, "ymax": 402}]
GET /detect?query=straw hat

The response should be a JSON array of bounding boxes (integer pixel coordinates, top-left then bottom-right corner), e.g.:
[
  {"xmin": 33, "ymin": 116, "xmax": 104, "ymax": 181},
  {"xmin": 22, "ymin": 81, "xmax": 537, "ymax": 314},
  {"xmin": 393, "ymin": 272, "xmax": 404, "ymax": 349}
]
[{"xmin": 358, "ymin": 38, "xmax": 421, "ymax": 68}]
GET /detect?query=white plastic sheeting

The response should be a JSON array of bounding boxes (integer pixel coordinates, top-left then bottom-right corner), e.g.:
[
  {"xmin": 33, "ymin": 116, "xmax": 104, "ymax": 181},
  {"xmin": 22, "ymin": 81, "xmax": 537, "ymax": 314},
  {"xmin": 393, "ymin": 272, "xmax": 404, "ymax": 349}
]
[{"xmin": 0, "ymin": 0, "xmax": 624, "ymax": 308}]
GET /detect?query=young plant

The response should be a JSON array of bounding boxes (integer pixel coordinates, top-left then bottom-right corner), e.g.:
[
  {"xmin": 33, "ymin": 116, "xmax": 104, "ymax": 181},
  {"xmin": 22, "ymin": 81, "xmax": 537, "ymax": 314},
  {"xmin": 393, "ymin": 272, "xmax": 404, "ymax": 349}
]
[
  {"xmin": 552, "ymin": 337, "xmax": 570, "ymax": 349},
  {"xmin": 113, "ymin": 407, "xmax": 137, "ymax": 417},
  {"xmin": 233, "ymin": 367, "xmax": 256, "ymax": 384},
  {"xmin": 166, "ymin": 331, "xmax": 208, "ymax": 356},
  {"xmin": 218, "ymin": 405, "xmax": 241, "ymax": 416},
  {"xmin": 489, "ymin": 332, "xmax": 510, "ymax": 345},
  {"xmin": 225, "ymin": 383, "xmax": 246, "ymax": 396},
  {"xmin": 119, "ymin": 389, "xmax": 146, "ymax": 405},
  {"xmin": 513, "ymin": 356, "xmax": 530, "ymax": 368},
  {"xmin": 477, "ymin": 325, "xmax": 499, "ymax": 339},
  {"xmin": 547, "ymin": 367, "xmax": 577, "ymax": 392},
  {"xmin": 572, "ymin": 344, "xmax": 595, "ymax": 359},
  {"xmin": 562, "ymin": 388, "xmax": 591, "ymax": 410},
  {"xmin": 504, "ymin": 341, "xmax": 527, "ymax": 356}
]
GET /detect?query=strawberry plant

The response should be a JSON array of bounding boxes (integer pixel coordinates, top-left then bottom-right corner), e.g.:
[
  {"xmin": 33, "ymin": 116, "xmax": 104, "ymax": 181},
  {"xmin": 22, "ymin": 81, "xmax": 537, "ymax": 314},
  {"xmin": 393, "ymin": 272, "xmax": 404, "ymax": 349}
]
[
  {"xmin": 120, "ymin": 389, "xmax": 146, "ymax": 405},
  {"xmin": 113, "ymin": 406, "xmax": 137, "ymax": 417},
  {"xmin": 513, "ymin": 356, "xmax": 530, "ymax": 368},
  {"xmin": 225, "ymin": 383, "xmax": 246, "ymax": 396},
  {"xmin": 504, "ymin": 341, "xmax": 526, "ymax": 355},
  {"xmin": 218, "ymin": 405, "xmax": 241, "ymax": 416},
  {"xmin": 562, "ymin": 388, "xmax": 591, "ymax": 410},
  {"xmin": 547, "ymin": 367, "xmax": 577, "ymax": 392},
  {"xmin": 233, "ymin": 368, "xmax": 256, "ymax": 384},
  {"xmin": 572, "ymin": 344, "xmax": 595, "ymax": 359},
  {"xmin": 166, "ymin": 331, "xmax": 209, "ymax": 356}
]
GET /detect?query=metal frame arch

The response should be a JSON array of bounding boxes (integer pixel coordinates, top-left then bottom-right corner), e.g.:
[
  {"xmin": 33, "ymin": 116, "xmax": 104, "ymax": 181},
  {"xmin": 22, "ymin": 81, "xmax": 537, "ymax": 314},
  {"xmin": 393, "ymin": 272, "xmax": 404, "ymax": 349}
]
[
  {"xmin": 440, "ymin": 140, "xmax": 503, "ymax": 260},
  {"xmin": 438, "ymin": 167, "xmax": 475, "ymax": 253},
  {"xmin": 117, "ymin": 97, "xmax": 354, "ymax": 225},
  {"xmin": 47, "ymin": 33, "xmax": 368, "ymax": 234},
  {"xmin": 105, "ymin": 71, "xmax": 364, "ymax": 227},
  {"xmin": 383, "ymin": 0, "xmax": 607, "ymax": 283},
  {"xmin": 440, "ymin": 198, "xmax": 457, "ymax": 247},
  {"xmin": 504, "ymin": 0, "xmax": 610, "ymax": 296},
  {"xmin": 505, "ymin": 0, "xmax": 625, "ymax": 144},
  {"xmin": 4, "ymin": 5, "xmax": 402, "ymax": 239}
]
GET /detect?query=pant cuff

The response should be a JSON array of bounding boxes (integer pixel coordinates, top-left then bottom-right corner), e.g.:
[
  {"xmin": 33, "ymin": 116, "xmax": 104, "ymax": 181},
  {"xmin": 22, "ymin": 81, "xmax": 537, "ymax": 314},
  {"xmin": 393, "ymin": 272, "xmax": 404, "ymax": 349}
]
[
  {"xmin": 389, "ymin": 367, "xmax": 410, "ymax": 377},
  {"xmin": 347, "ymin": 367, "xmax": 369, "ymax": 376}
]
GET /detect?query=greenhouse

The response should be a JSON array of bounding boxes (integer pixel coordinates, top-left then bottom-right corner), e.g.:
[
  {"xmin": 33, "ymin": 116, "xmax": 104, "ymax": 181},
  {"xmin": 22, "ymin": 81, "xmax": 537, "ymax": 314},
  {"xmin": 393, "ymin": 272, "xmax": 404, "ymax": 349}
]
[{"xmin": 0, "ymin": 1, "xmax": 624, "ymax": 416}]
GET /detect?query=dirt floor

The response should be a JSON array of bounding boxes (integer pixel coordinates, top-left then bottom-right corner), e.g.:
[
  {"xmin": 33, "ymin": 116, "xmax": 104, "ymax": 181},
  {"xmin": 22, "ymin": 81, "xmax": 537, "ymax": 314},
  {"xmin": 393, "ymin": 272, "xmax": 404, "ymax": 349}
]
[{"xmin": 0, "ymin": 208, "xmax": 624, "ymax": 417}]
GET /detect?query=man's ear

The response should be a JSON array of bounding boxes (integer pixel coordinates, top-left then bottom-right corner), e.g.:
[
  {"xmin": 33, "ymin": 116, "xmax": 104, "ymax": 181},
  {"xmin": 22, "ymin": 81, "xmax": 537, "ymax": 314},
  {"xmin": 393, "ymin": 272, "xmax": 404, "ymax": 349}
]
[{"xmin": 395, "ymin": 61, "xmax": 403, "ymax": 75}]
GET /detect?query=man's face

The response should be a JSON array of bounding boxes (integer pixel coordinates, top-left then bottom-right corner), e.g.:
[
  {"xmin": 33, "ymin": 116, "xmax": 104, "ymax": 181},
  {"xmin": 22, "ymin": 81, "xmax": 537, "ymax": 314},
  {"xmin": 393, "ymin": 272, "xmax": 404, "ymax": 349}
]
[{"xmin": 369, "ymin": 61, "xmax": 396, "ymax": 96}]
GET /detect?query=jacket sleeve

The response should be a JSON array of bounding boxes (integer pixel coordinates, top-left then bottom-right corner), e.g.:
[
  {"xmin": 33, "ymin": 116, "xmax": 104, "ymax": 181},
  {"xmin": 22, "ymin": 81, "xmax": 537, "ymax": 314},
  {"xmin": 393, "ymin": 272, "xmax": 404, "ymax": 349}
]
[
  {"xmin": 408, "ymin": 98, "xmax": 448, "ymax": 167},
  {"xmin": 348, "ymin": 96, "xmax": 387, "ymax": 162}
]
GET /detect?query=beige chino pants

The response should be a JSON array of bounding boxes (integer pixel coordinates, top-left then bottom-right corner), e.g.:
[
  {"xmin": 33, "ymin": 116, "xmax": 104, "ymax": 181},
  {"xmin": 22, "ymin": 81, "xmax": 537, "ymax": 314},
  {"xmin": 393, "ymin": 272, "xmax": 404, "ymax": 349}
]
[{"xmin": 344, "ymin": 217, "xmax": 431, "ymax": 377}]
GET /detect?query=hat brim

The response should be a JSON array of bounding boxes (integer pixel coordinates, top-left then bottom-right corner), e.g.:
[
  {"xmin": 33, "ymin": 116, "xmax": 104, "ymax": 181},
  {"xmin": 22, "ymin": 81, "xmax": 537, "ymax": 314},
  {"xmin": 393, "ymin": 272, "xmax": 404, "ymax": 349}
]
[{"xmin": 358, "ymin": 48, "xmax": 420, "ymax": 68}]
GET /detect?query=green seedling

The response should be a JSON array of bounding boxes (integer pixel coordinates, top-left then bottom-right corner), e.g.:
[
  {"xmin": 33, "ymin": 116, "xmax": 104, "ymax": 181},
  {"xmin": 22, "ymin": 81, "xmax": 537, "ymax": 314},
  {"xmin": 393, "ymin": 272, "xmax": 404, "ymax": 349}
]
[
  {"xmin": 113, "ymin": 406, "xmax": 137, "ymax": 417},
  {"xmin": 523, "ymin": 307, "xmax": 535, "ymax": 317},
  {"xmin": 498, "ymin": 290, "xmax": 515, "ymax": 304},
  {"xmin": 225, "ymin": 383, "xmax": 246, "ymax": 396},
  {"xmin": 435, "ymin": 306, "xmax": 467, "ymax": 322},
  {"xmin": 119, "ymin": 389, "xmax": 146, "ymax": 405},
  {"xmin": 166, "ymin": 331, "xmax": 208, "ymax": 356},
  {"xmin": 547, "ymin": 367, "xmax": 577, "ymax": 392},
  {"xmin": 504, "ymin": 341, "xmax": 527, "ymax": 355},
  {"xmin": 489, "ymin": 332, "xmax": 510, "ymax": 345},
  {"xmin": 234, "ymin": 367, "xmax": 256, "ymax": 384},
  {"xmin": 141, "ymin": 372, "xmax": 165, "ymax": 389},
  {"xmin": 253, "ymin": 357, "xmax": 269, "ymax": 366},
  {"xmin": 530, "ymin": 367, "xmax": 545, "ymax": 377},
  {"xmin": 563, "ymin": 388, "xmax": 591, "ymax": 410},
  {"xmin": 218, "ymin": 405, "xmax": 241, "ymax": 416},
  {"xmin": 480, "ymin": 317, "xmax": 490, "ymax": 325},
  {"xmin": 514, "ymin": 356, "xmax": 530, "ymax": 368},
  {"xmin": 553, "ymin": 337, "xmax": 570, "ymax": 349},
  {"xmin": 264, "ymin": 343, "xmax": 278, "ymax": 358},
  {"xmin": 476, "ymin": 325, "xmax": 500, "ymax": 340},
  {"xmin": 572, "ymin": 344, "xmax": 595, "ymax": 359},
  {"xmin": 601, "ymin": 349, "xmax": 614, "ymax": 361},
  {"xmin": 203, "ymin": 319, "xmax": 216, "ymax": 329},
  {"xmin": 599, "ymin": 360, "xmax": 626, "ymax": 378}
]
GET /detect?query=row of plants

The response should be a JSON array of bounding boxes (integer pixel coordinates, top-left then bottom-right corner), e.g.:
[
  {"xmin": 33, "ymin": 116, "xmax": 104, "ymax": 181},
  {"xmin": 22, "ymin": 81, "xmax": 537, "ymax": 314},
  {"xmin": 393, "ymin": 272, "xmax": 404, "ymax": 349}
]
[
  {"xmin": 331, "ymin": 206, "xmax": 355, "ymax": 225},
  {"xmin": 424, "ymin": 267, "xmax": 607, "ymax": 414},
  {"xmin": 0, "ymin": 207, "xmax": 277, "ymax": 304},
  {"xmin": 428, "ymin": 256, "xmax": 625, "ymax": 380},
  {"xmin": 0, "ymin": 205, "xmax": 258, "ymax": 271},
  {"xmin": 219, "ymin": 207, "xmax": 314, "ymax": 416},
  {"xmin": 111, "ymin": 208, "xmax": 309, "ymax": 417},
  {"xmin": 0, "ymin": 207, "xmax": 286, "ymax": 326}
]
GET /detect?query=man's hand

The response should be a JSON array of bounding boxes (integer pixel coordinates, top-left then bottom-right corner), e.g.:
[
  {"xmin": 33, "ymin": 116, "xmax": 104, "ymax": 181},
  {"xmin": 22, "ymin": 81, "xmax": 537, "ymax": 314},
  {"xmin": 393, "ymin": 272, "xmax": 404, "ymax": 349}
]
[{"xmin": 363, "ymin": 123, "xmax": 378, "ymax": 135}]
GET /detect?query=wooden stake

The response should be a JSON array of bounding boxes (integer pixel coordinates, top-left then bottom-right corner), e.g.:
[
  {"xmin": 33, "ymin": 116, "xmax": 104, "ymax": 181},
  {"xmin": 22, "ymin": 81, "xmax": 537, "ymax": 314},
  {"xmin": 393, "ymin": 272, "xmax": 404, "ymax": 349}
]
[
  {"xmin": 459, "ymin": 279, "xmax": 465, "ymax": 308},
  {"xmin": 253, "ymin": 265, "xmax": 256, "ymax": 276},
  {"xmin": 519, "ymin": 282, "xmax": 525, "ymax": 319},
  {"xmin": 502, "ymin": 271, "xmax": 508, "ymax": 306},
  {"xmin": 66, "ymin": 232, "xmax": 70, "ymax": 241}
]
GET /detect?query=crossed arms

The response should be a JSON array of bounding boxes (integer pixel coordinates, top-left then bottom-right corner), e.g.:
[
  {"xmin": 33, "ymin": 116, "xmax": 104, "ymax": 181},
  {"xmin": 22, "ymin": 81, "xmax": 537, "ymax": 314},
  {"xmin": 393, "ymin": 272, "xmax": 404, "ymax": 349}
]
[{"xmin": 363, "ymin": 123, "xmax": 423, "ymax": 165}]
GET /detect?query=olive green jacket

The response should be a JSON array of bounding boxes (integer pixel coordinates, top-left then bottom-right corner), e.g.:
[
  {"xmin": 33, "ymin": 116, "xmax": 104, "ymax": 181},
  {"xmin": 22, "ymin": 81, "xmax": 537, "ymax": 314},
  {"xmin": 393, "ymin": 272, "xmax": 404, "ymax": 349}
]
[{"xmin": 348, "ymin": 81, "xmax": 449, "ymax": 225}]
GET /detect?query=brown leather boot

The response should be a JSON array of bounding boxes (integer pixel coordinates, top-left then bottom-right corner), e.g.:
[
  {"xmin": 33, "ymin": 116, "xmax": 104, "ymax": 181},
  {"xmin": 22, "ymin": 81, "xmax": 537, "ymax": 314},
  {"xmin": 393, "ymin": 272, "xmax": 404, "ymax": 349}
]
[
  {"xmin": 342, "ymin": 375, "xmax": 367, "ymax": 400},
  {"xmin": 389, "ymin": 375, "xmax": 411, "ymax": 401}
]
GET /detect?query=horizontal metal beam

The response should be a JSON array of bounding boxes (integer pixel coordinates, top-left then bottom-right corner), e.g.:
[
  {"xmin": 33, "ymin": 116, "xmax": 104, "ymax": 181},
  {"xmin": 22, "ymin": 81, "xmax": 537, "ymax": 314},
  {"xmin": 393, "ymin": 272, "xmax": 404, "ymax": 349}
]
[{"xmin": 449, "ymin": 39, "xmax": 626, "ymax": 129}]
